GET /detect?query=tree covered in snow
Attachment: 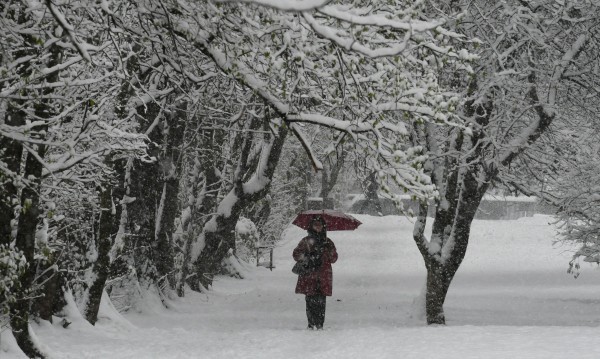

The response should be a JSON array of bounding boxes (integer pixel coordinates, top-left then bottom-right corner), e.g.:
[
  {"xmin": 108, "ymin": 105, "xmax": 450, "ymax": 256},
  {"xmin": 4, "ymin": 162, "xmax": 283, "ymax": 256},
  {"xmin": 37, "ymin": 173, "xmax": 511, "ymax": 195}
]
[
  {"xmin": 555, "ymin": 143, "xmax": 600, "ymax": 274},
  {"xmin": 509, "ymin": 106, "xmax": 600, "ymax": 274},
  {"xmin": 0, "ymin": 1, "xmax": 149, "ymax": 355},
  {"xmin": 409, "ymin": 0, "xmax": 600, "ymax": 324}
]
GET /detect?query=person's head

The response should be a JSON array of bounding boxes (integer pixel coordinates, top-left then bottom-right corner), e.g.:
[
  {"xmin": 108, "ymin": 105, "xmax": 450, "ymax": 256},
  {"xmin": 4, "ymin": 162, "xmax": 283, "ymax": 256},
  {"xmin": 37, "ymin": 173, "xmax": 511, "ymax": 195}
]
[{"xmin": 309, "ymin": 216, "xmax": 326, "ymax": 234}]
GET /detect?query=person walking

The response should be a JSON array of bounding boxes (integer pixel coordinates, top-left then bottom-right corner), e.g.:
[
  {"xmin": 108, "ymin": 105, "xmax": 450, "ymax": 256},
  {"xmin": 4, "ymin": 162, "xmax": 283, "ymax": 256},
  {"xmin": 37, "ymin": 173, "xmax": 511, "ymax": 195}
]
[{"xmin": 293, "ymin": 216, "xmax": 338, "ymax": 330}]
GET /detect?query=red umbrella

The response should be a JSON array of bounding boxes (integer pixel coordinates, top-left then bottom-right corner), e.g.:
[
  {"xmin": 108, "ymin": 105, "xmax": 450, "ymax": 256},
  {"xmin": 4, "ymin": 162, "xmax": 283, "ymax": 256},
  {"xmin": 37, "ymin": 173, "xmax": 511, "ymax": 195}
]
[{"xmin": 292, "ymin": 209, "xmax": 362, "ymax": 231}]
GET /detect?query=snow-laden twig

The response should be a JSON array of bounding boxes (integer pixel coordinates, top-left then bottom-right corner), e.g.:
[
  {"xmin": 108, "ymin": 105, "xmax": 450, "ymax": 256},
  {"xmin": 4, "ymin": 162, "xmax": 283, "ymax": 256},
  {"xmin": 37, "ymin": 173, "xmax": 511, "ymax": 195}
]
[
  {"xmin": 497, "ymin": 33, "xmax": 590, "ymax": 167},
  {"xmin": 302, "ymin": 12, "xmax": 412, "ymax": 58},
  {"xmin": 318, "ymin": 6, "xmax": 445, "ymax": 32},
  {"xmin": 214, "ymin": 0, "xmax": 332, "ymax": 11},
  {"xmin": 289, "ymin": 123, "xmax": 323, "ymax": 170},
  {"xmin": 44, "ymin": 0, "xmax": 92, "ymax": 63}
]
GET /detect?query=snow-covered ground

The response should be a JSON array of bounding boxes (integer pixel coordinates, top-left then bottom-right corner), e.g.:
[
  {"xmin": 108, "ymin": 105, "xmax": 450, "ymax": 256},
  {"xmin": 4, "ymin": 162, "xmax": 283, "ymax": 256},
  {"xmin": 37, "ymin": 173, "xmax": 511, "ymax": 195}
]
[{"xmin": 3, "ymin": 214, "xmax": 600, "ymax": 358}]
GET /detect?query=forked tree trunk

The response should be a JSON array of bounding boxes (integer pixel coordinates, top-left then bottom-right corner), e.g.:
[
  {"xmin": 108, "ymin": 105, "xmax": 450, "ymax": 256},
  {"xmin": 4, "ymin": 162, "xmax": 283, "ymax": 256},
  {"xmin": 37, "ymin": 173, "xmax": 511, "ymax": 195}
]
[
  {"xmin": 420, "ymin": 158, "xmax": 489, "ymax": 324},
  {"xmin": 193, "ymin": 123, "xmax": 288, "ymax": 289},
  {"xmin": 178, "ymin": 165, "xmax": 221, "ymax": 296},
  {"xmin": 319, "ymin": 150, "xmax": 346, "ymax": 201}
]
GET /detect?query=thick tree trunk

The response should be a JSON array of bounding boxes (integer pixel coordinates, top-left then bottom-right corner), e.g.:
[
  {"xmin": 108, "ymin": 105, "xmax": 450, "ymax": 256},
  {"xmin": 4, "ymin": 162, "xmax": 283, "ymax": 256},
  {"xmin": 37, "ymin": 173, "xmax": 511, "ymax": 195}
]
[
  {"xmin": 34, "ymin": 252, "xmax": 66, "ymax": 323},
  {"xmin": 126, "ymin": 102, "xmax": 163, "ymax": 287},
  {"xmin": 319, "ymin": 150, "xmax": 346, "ymax": 201},
  {"xmin": 155, "ymin": 103, "xmax": 186, "ymax": 290},
  {"xmin": 414, "ymin": 79, "xmax": 494, "ymax": 325},
  {"xmin": 84, "ymin": 186, "xmax": 114, "ymax": 325},
  {"xmin": 425, "ymin": 263, "xmax": 453, "ymax": 325},
  {"xmin": 178, "ymin": 166, "xmax": 221, "ymax": 295},
  {"xmin": 360, "ymin": 171, "xmax": 382, "ymax": 215},
  {"xmin": 11, "ymin": 139, "xmax": 47, "ymax": 359},
  {"xmin": 0, "ymin": 105, "xmax": 23, "ymax": 246},
  {"xmin": 421, "ymin": 166, "xmax": 488, "ymax": 325},
  {"xmin": 0, "ymin": 15, "xmax": 31, "ymax": 246},
  {"xmin": 155, "ymin": 180, "xmax": 178, "ymax": 289},
  {"xmin": 177, "ymin": 230, "xmax": 195, "ymax": 296}
]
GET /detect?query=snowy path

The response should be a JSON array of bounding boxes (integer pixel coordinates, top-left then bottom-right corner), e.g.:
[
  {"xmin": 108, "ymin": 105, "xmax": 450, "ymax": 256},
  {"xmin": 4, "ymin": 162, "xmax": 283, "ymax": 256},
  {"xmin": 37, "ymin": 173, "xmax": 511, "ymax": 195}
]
[{"xmin": 4, "ymin": 215, "xmax": 600, "ymax": 358}]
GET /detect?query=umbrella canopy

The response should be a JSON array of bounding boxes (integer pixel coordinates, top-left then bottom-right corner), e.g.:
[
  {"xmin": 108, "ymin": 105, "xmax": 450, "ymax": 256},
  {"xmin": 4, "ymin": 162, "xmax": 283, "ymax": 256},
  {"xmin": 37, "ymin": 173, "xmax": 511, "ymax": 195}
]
[{"xmin": 292, "ymin": 209, "xmax": 362, "ymax": 231}]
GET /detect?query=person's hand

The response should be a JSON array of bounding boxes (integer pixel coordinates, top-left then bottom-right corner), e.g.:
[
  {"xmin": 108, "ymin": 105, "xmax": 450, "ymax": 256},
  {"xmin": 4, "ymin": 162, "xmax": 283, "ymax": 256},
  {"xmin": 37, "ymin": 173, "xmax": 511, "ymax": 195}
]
[{"xmin": 307, "ymin": 253, "xmax": 322, "ymax": 267}]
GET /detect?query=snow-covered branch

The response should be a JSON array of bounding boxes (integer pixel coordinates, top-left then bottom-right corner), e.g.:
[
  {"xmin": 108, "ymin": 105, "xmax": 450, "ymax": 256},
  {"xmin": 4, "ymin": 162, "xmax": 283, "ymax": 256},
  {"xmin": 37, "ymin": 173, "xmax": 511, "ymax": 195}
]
[
  {"xmin": 497, "ymin": 33, "xmax": 590, "ymax": 167},
  {"xmin": 44, "ymin": 0, "xmax": 92, "ymax": 62},
  {"xmin": 302, "ymin": 12, "xmax": 412, "ymax": 58},
  {"xmin": 318, "ymin": 6, "xmax": 445, "ymax": 32},
  {"xmin": 289, "ymin": 123, "xmax": 323, "ymax": 170},
  {"xmin": 214, "ymin": 0, "xmax": 332, "ymax": 11}
]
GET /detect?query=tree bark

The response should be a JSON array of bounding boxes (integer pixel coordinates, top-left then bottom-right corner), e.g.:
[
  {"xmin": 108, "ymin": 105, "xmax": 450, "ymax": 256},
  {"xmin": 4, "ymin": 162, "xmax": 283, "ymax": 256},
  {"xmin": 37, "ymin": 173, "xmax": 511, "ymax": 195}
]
[
  {"xmin": 0, "ymin": 103, "xmax": 24, "ymax": 246},
  {"xmin": 0, "ymin": 7, "xmax": 32, "ymax": 246},
  {"xmin": 34, "ymin": 251, "xmax": 66, "ymax": 323},
  {"xmin": 84, "ymin": 186, "xmax": 114, "ymax": 325},
  {"xmin": 125, "ymin": 102, "xmax": 163, "ymax": 287},
  {"xmin": 155, "ymin": 102, "xmax": 186, "ymax": 290},
  {"xmin": 319, "ymin": 149, "xmax": 346, "ymax": 201},
  {"xmin": 425, "ymin": 263, "xmax": 452, "ymax": 325},
  {"xmin": 360, "ymin": 171, "xmax": 382, "ymax": 215},
  {"xmin": 179, "ymin": 164, "xmax": 221, "ymax": 294},
  {"xmin": 11, "ymin": 122, "xmax": 48, "ymax": 359}
]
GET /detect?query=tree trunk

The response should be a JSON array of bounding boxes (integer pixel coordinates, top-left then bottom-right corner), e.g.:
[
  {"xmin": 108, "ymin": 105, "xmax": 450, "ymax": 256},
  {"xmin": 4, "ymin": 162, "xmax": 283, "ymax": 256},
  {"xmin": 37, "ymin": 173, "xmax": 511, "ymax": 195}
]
[
  {"xmin": 155, "ymin": 102, "xmax": 186, "ymax": 290},
  {"xmin": 177, "ymin": 230, "xmax": 195, "ymax": 296},
  {"xmin": 84, "ymin": 186, "xmax": 114, "ymax": 325},
  {"xmin": 34, "ymin": 251, "xmax": 66, "ymax": 323},
  {"xmin": 425, "ymin": 263, "xmax": 453, "ymax": 325},
  {"xmin": 11, "ymin": 135, "xmax": 48, "ymax": 359},
  {"xmin": 0, "ymin": 7, "xmax": 32, "ymax": 246},
  {"xmin": 179, "ymin": 166, "xmax": 221, "ymax": 295},
  {"xmin": 360, "ymin": 171, "xmax": 382, "ymax": 215},
  {"xmin": 126, "ymin": 102, "xmax": 163, "ymax": 287},
  {"xmin": 421, "ymin": 164, "xmax": 488, "ymax": 324},
  {"xmin": 319, "ymin": 149, "xmax": 346, "ymax": 201},
  {"xmin": 0, "ymin": 104, "xmax": 23, "ymax": 246}
]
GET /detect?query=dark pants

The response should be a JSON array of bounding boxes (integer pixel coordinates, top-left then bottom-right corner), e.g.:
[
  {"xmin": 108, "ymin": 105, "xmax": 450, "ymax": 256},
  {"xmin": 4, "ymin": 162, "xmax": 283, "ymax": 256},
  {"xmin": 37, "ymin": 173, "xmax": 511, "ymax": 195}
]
[{"xmin": 305, "ymin": 294, "xmax": 326, "ymax": 328}]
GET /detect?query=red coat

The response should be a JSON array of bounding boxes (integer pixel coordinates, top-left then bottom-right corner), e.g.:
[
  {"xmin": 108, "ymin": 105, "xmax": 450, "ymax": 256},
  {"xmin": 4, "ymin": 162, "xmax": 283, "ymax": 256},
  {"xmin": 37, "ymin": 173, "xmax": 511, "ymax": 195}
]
[{"xmin": 293, "ymin": 236, "xmax": 338, "ymax": 296}]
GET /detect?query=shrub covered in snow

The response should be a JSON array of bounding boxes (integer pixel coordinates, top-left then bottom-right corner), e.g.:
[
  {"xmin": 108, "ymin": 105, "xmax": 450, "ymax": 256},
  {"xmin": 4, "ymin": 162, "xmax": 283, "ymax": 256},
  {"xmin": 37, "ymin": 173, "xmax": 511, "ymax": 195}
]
[
  {"xmin": 234, "ymin": 217, "xmax": 260, "ymax": 263},
  {"xmin": 0, "ymin": 244, "xmax": 27, "ymax": 315}
]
